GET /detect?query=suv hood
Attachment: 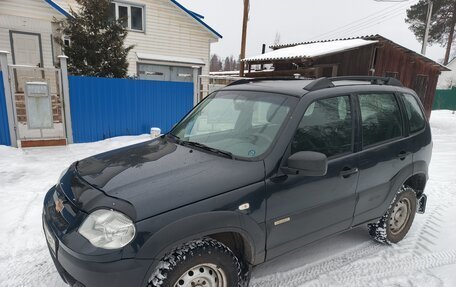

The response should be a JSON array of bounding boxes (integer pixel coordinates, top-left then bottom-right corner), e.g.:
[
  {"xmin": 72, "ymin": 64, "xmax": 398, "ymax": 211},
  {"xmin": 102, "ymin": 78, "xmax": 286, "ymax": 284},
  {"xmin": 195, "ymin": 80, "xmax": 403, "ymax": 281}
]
[{"xmin": 76, "ymin": 137, "xmax": 264, "ymax": 220}]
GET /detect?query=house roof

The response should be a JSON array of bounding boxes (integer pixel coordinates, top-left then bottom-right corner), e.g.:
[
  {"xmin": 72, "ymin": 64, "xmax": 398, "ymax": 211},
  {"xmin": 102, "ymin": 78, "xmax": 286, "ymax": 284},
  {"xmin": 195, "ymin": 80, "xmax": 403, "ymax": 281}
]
[
  {"xmin": 44, "ymin": 0, "xmax": 222, "ymax": 38},
  {"xmin": 243, "ymin": 39, "xmax": 378, "ymax": 62},
  {"xmin": 43, "ymin": 0, "xmax": 72, "ymax": 18},
  {"xmin": 264, "ymin": 35, "xmax": 448, "ymax": 71}
]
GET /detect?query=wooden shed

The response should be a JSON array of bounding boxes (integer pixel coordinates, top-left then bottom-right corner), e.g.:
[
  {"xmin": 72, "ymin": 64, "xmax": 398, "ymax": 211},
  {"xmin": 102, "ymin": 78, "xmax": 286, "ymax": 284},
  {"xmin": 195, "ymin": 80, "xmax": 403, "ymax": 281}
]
[{"xmin": 243, "ymin": 35, "xmax": 450, "ymax": 118}]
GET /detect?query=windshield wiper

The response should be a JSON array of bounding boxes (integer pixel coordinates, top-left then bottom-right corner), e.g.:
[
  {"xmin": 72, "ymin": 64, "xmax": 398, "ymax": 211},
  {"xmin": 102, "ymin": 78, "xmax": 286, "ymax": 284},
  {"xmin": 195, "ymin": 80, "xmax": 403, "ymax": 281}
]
[
  {"xmin": 167, "ymin": 133, "xmax": 234, "ymax": 159},
  {"xmin": 182, "ymin": 140, "xmax": 234, "ymax": 159}
]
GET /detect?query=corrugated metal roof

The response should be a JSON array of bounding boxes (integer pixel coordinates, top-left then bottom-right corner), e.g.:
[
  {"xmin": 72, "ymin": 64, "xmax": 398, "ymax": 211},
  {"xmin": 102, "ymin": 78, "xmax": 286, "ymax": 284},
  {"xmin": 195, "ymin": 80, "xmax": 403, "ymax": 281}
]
[
  {"xmin": 243, "ymin": 39, "xmax": 378, "ymax": 62},
  {"xmin": 266, "ymin": 35, "xmax": 449, "ymax": 71}
]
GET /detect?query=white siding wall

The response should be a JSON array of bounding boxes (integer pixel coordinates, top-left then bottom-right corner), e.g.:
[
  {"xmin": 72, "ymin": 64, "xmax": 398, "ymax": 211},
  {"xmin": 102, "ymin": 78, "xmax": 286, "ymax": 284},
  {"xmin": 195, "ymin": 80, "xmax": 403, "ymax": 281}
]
[
  {"xmin": 1, "ymin": 0, "xmax": 218, "ymax": 76},
  {"xmin": 0, "ymin": 0, "xmax": 64, "ymax": 68},
  {"xmin": 437, "ymin": 60, "xmax": 456, "ymax": 89},
  {"xmin": 122, "ymin": 0, "xmax": 218, "ymax": 76}
]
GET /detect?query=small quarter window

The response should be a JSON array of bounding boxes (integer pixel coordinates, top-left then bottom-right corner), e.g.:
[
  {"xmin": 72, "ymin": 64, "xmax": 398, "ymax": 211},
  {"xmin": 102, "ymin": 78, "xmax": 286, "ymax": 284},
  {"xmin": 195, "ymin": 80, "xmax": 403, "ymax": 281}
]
[
  {"xmin": 359, "ymin": 93, "xmax": 402, "ymax": 147},
  {"xmin": 131, "ymin": 6, "xmax": 143, "ymax": 31},
  {"xmin": 109, "ymin": 2, "xmax": 144, "ymax": 32},
  {"xmin": 402, "ymin": 93, "xmax": 426, "ymax": 133},
  {"xmin": 292, "ymin": 96, "xmax": 352, "ymax": 157}
]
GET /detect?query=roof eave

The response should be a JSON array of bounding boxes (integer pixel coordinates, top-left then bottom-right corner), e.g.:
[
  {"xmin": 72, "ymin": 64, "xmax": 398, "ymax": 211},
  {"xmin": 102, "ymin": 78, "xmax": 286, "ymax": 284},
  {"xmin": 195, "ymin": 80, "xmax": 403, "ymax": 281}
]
[
  {"xmin": 169, "ymin": 0, "xmax": 222, "ymax": 39},
  {"xmin": 43, "ymin": 0, "xmax": 73, "ymax": 18}
]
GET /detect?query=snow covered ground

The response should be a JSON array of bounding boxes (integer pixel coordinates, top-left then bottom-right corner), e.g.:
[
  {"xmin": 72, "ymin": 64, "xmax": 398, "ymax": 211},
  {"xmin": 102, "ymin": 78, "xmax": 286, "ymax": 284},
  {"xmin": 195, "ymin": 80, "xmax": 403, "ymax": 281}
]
[{"xmin": 0, "ymin": 110, "xmax": 455, "ymax": 287}]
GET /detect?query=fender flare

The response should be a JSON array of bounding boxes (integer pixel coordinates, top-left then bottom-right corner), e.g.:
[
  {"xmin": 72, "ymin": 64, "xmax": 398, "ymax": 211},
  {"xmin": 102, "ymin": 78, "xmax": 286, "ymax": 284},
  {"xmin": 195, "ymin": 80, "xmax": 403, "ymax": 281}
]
[
  {"xmin": 384, "ymin": 161, "xmax": 428, "ymax": 214},
  {"xmin": 136, "ymin": 211, "xmax": 265, "ymax": 265}
]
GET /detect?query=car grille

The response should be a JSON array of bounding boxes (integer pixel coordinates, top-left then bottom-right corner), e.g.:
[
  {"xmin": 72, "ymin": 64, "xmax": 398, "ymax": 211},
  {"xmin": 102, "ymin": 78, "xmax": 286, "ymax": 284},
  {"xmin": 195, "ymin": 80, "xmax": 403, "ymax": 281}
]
[{"xmin": 44, "ymin": 185, "xmax": 80, "ymax": 235}]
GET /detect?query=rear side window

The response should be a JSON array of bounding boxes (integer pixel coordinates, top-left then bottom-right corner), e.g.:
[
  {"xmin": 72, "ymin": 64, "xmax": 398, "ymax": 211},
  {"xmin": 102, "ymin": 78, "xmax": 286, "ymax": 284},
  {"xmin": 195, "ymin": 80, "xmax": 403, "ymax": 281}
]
[
  {"xmin": 359, "ymin": 93, "xmax": 402, "ymax": 147},
  {"xmin": 402, "ymin": 93, "xmax": 426, "ymax": 133},
  {"xmin": 292, "ymin": 96, "xmax": 352, "ymax": 157}
]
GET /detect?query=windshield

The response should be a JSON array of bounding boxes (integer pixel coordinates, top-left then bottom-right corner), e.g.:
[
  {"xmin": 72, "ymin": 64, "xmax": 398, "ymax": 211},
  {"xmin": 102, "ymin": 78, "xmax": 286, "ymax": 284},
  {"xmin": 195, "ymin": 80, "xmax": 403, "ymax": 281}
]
[{"xmin": 170, "ymin": 91, "xmax": 295, "ymax": 158}]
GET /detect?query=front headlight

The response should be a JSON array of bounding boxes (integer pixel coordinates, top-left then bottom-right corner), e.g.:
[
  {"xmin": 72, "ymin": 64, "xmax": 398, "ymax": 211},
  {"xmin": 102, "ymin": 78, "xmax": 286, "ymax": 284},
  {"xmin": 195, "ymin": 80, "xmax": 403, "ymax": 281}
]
[{"xmin": 79, "ymin": 209, "xmax": 136, "ymax": 249}]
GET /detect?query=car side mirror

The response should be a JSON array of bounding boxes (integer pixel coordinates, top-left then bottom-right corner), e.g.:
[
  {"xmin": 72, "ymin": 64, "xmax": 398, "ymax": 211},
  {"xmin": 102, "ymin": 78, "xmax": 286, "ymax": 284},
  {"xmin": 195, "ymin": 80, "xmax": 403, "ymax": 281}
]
[{"xmin": 282, "ymin": 151, "xmax": 328, "ymax": 176}]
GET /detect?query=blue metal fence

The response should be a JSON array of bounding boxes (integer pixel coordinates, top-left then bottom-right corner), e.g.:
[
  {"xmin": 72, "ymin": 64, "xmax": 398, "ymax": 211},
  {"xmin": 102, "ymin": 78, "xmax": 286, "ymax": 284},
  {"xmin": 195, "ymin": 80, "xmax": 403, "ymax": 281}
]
[
  {"xmin": 69, "ymin": 76, "xmax": 194, "ymax": 143},
  {"xmin": 0, "ymin": 71, "xmax": 11, "ymax": 146}
]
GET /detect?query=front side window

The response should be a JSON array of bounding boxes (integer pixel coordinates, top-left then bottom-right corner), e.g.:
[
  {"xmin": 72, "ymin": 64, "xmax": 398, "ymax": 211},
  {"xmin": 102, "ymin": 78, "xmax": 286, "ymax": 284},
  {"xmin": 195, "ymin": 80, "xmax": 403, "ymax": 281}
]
[
  {"xmin": 171, "ymin": 91, "xmax": 295, "ymax": 158},
  {"xmin": 292, "ymin": 96, "xmax": 353, "ymax": 158},
  {"xmin": 402, "ymin": 93, "xmax": 426, "ymax": 133},
  {"xmin": 109, "ymin": 2, "xmax": 144, "ymax": 31},
  {"xmin": 359, "ymin": 93, "xmax": 402, "ymax": 147}
]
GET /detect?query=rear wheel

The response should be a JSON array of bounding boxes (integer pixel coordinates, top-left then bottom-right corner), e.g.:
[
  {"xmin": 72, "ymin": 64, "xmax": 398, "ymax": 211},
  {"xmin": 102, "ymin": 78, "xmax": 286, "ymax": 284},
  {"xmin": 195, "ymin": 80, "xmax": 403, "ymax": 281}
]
[
  {"xmin": 148, "ymin": 238, "xmax": 243, "ymax": 287},
  {"xmin": 368, "ymin": 187, "xmax": 417, "ymax": 244}
]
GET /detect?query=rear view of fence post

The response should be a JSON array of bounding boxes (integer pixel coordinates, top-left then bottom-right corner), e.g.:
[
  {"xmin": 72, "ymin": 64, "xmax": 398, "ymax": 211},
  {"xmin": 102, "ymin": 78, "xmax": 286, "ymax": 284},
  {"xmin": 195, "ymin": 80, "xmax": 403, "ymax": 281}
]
[
  {"xmin": 0, "ymin": 51, "xmax": 17, "ymax": 147},
  {"xmin": 59, "ymin": 55, "xmax": 73, "ymax": 144}
]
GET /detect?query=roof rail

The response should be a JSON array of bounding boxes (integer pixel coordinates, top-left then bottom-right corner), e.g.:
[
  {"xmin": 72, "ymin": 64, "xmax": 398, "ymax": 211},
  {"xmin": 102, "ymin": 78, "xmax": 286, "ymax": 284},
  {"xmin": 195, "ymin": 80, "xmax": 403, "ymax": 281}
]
[
  {"xmin": 304, "ymin": 76, "xmax": 403, "ymax": 91},
  {"xmin": 328, "ymin": 76, "xmax": 403, "ymax": 87},
  {"xmin": 227, "ymin": 77, "xmax": 305, "ymax": 87}
]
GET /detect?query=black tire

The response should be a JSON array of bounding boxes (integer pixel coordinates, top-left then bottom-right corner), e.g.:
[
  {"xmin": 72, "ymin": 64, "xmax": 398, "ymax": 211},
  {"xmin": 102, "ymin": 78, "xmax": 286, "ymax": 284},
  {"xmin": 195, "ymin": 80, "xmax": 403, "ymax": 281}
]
[
  {"xmin": 148, "ymin": 238, "xmax": 243, "ymax": 287},
  {"xmin": 368, "ymin": 187, "xmax": 417, "ymax": 244}
]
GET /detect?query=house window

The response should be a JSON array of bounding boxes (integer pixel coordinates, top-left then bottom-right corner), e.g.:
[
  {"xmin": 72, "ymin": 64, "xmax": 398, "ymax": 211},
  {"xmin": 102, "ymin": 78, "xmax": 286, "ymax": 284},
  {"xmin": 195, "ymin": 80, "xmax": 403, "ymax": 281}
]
[
  {"xmin": 63, "ymin": 36, "xmax": 71, "ymax": 47},
  {"xmin": 110, "ymin": 2, "xmax": 144, "ymax": 32}
]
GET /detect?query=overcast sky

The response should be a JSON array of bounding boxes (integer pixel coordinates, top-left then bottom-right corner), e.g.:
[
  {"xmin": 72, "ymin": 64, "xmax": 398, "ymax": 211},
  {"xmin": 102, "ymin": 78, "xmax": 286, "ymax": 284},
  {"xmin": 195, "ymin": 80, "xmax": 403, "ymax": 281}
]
[{"xmin": 178, "ymin": 0, "xmax": 448, "ymax": 64}]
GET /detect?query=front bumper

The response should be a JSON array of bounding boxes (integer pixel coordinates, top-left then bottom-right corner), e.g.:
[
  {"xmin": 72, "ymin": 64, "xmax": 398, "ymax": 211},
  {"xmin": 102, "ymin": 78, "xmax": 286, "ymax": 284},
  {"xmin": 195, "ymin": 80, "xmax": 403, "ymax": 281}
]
[
  {"xmin": 43, "ymin": 186, "xmax": 154, "ymax": 287},
  {"xmin": 44, "ymin": 237, "xmax": 152, "ymax": 287}
]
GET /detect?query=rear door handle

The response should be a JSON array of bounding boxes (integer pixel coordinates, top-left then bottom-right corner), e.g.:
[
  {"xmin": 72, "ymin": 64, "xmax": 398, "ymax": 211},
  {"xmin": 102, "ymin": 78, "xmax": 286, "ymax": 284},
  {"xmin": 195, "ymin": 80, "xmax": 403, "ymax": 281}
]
[
  {"xmin": 397, "ymin": 151, "xmax": 411, "ymax": 160},
  {"xmin": 339, "ymin": 167, "xmax": 359, "ymax": 178}
]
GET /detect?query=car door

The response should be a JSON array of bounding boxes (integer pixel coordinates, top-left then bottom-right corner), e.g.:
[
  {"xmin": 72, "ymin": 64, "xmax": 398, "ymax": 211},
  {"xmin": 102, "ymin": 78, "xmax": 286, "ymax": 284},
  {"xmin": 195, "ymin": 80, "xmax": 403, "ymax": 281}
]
[
  {"xmin": 265, "ymin": 95, "xmax": 359, "ymax": 259},
  {"xmin": 352, "ymin": 92, "xmax": 413, "ymax": 226}
]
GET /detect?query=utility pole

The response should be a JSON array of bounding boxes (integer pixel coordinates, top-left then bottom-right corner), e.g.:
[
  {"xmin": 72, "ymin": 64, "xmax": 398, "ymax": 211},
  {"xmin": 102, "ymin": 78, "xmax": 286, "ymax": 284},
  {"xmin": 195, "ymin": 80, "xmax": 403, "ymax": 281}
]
[
  {"xmin": 239, "ymin": 0, "xmax": 249, "ymax": 77},
  {"xmin": 421, "ymin": 0, "xmax": 433, "ymax": 55}
]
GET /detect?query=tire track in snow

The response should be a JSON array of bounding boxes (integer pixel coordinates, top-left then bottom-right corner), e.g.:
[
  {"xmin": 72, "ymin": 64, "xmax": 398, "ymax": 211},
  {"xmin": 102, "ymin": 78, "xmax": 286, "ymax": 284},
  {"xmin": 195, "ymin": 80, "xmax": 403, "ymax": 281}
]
[
  {"xmin": 251, "ymin": 249, "xmax": 456, "ymax": 287},
  {"xmin": 249, "ymin": 241, "xmax": 383, "ymax": 287},
  {"xmin": 250, "ymin": 181, "xmax": 456, "ymax": 287},
  {"xmin": 411, "ymin": 182, "xmax": 454, "ymax": 255},
  {"xmin": 312, "ymin": 249, "xmax": 456, "ymax": 287}
]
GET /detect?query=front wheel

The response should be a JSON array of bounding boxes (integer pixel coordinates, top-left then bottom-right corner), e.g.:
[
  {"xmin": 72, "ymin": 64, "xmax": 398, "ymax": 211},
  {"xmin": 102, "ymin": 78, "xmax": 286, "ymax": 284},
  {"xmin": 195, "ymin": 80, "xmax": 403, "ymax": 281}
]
[
  {"xmin": 148, "ymin": 238, "xmax": 243, "ymax": 287},
  {"xmin": 368, "ymin": 187, "xmax": 417, "ymax": 244}
]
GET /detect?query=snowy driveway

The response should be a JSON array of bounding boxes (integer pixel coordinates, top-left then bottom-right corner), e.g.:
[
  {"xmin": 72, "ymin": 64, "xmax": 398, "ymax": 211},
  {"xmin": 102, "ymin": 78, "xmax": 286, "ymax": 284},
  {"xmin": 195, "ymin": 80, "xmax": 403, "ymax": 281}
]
[{"xmin": 1, "ymin": 111, "xmax": 455, "ymax": 287}]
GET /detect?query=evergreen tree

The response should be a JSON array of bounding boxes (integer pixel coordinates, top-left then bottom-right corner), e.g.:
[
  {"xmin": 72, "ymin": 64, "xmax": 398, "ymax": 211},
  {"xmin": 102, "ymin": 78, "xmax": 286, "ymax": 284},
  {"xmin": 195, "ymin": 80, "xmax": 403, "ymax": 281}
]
[
  {"xmin": 406, "ymin": 0, "xmax": 456, "ymax": 65},
  {"xmin": 210, "ymin": 54, "xmax": 223, "ymax": 71},
  {"xmin": 55, "ymin": 0, "xmax": 134, "ymax": 78}
]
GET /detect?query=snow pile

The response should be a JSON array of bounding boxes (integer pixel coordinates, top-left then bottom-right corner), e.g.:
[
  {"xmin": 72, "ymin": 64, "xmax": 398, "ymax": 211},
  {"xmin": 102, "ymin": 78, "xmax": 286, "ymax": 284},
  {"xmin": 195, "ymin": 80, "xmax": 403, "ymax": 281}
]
[{"xmin": 0, "ymin": 111, "xmax": 455, "ymax": 286}]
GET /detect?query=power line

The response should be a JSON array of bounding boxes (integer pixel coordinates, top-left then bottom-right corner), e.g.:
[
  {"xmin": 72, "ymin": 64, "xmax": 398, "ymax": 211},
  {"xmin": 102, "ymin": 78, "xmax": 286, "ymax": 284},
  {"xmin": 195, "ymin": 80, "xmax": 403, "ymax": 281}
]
[
  {"xmin": 336, "ymin": 0, "xmax": 419, "ymax": 38},
  {"xmin": 309, "ymin": 1, "xmax": 404, "ymax": 41},
  {"xmin": 309, "ymin": 0, "xmax": 417, "ymax": 41},
  {"xmin": 319, "ymin": 1, "xmax": 414, "ymax": 40},
  {"xmin": 338, "ymin": 8, "xmax": 411, "ymax": 38}
]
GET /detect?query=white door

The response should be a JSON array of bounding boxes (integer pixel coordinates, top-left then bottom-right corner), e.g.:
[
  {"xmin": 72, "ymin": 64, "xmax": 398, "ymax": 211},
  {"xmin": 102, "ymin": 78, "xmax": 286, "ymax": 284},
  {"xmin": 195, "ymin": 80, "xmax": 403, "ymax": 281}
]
[
  {"xmin": 11, "ymin": 32, "xmax": 42, "ymax": 66},
  {"xmin": 11, "ymin": 32, "xmax": 43, "ymax": 93}
]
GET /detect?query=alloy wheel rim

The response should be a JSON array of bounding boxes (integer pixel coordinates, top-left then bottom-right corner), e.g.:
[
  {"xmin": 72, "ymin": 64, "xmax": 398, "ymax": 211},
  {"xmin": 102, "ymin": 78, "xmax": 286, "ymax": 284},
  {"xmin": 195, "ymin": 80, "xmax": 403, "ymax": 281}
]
[
  {"xmin": 174, "ymin": 263, "xmax": 227, "ymax": 287},
  {"xmin": 389, "ymin": 197, "xmax": 411, "ymax": 235}
]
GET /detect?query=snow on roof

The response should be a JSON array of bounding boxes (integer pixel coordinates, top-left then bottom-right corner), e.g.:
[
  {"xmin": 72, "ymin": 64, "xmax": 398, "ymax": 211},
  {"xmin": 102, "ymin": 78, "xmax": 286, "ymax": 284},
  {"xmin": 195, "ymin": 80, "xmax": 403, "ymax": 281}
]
[
  {"xmin": 136, "ymin": 52, "xmax": 205, "ymax": 65},
  {"xmin": 243, "ymin": 39, "xmax": 378, "ymax": 62},
  {"xmin": 268, "ymin": 35, "xmax": 448, "ymax": 71}
]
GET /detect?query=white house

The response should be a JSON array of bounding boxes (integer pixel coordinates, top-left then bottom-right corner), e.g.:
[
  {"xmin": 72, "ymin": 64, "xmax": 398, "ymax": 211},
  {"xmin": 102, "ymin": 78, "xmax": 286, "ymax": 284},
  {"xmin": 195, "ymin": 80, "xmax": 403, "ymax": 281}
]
[
  {"xmin": 0, "ymin": 0, "xmax": 221, "ymax": 81},
  {"xmin": 437, "ymin": 58, "xmax": 456, "ymax": 89}
]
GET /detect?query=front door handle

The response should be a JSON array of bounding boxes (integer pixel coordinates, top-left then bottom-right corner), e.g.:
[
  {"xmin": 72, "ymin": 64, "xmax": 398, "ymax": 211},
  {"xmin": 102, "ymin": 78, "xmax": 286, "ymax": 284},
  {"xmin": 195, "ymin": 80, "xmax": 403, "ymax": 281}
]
[
  {"xmin": 397, "ymin": 151, "xmax": 411, "ymax": 160},
  {"xmin": 339, "ymin": 167, "xmax": 359, "ymax": 178}
]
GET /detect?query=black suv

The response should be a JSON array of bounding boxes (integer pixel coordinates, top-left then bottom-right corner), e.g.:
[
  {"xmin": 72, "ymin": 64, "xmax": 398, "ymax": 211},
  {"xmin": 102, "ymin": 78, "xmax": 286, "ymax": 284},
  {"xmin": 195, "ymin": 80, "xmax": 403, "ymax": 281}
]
[{"xmin": 43, "ymin": 76, "xmax": 431, "ymax": 287}]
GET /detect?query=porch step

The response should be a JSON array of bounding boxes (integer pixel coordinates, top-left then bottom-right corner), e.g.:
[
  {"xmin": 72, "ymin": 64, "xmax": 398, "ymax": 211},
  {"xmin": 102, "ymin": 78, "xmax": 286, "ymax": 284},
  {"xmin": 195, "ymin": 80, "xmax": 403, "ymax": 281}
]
[{"xmin": 20, "ymin": 139, "xmax": 67, "ymax": 148}]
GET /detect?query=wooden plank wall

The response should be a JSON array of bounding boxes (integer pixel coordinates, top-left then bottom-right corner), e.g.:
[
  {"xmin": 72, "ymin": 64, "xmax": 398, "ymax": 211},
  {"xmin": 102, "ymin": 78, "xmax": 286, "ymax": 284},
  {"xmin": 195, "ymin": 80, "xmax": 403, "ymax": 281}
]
[{"xmin": 373, "ymin": 41, "xmax": 441, "ymax": 118}]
